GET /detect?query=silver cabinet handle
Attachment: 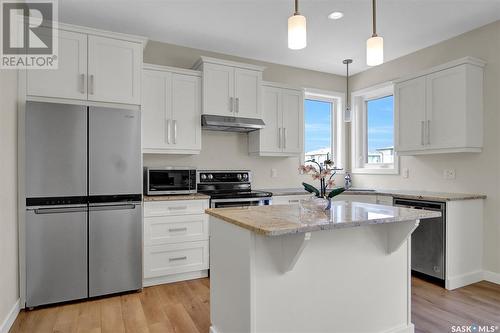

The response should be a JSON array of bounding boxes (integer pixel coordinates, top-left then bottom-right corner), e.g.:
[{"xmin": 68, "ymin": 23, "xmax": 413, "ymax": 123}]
[
  {"xmin": 421, "ymin": 121, "xmax": 425, "ymax": 146},
  {"xmin": 283, "ymin": 127, "xmax": 287, "ymax": 149},
  {"xmin": 80, "ymin": 74, "xmax": 85, "ymax": 94},
  {"xmin": 169, "ymin": 256, "xmax": 187, "ymax": 262},
  {"xmin": 278, "ymin": 127, "xmax": 282, "ymax": 148},
  {"xmin": 427, "ymin": 120, "xmax": 431, "ymax": 145},
  {"xmin": 166, "ymin": 119, "xmax": 171, "ymax": 144},
  {"xmin": 173, "ymin": 120, "xmax": 177, "ymax": 144},
  {"xmin": 169, "ymin": 227, "xmax": 188, "ymax": 232},
  {"xmin": 235, "ymin": 97, "xmax": 239, "ymax": 114},
  {"xmin": 89, "ymin": 74, "xmax": 94, "ymax": 95},
  {"xmin": 289, "ymin": 199, "xmax": 300, "ymax": 203},
  {"xmin": 229, "ymin": 97, "xmax": 234, "ymax": 113}
]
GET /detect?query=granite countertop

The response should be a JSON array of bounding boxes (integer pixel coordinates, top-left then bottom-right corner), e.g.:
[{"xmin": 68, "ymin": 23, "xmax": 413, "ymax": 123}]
[
  {"xmin": 143, "ymin": 193, "xmax": 210, "ymax": 201},
  {"xmin": 261, "ymin": 188, "xmax": 486, "ymax": 201},
  {"xmin": 205, "ymin": 201, "xmax": 441, "ymax": 236}
]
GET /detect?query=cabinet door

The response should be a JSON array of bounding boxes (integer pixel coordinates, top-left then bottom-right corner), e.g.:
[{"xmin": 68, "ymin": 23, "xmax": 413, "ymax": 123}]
[
  {"xmin": 171, "ymin": 74, "xmax": 202, "ymax": 151},
  {"xmin": 234, "ymin": 68, "xmax": 261, "ymax": 119},
  {"xmin": 88, "ymin": 35, "xmax": 141, "ymax": 105},
  {"xmin": 142, "ymin": 70, "xmax": 172, "ymax": 150},
  {"xmin": 395, "ymin": 77, "xmax": 427, "ymax": 152},
  {"xmin": 426, "ymin": 66, "xmax": 467, "ymax": 149},
  {"xmin": 27, "ymin": 30, "xmax": 87, "ymax": 100},
  {"xmin": 281, "ymin": 89, "xmax": 304, "ymax": 154},
  {"xmin": 258, "ymin": 86, "xmax": 282, "ymax": 153},
  {"xmin": 203, "ymin": 63, "xmax": 234, "ymax": 116}
]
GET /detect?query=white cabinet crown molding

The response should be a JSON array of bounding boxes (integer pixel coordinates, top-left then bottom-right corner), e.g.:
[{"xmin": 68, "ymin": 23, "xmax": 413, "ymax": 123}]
[
  {"xmin": 58, "ymin": 22, "xmax": 148, "ymax": 48},
  {"xmin": 394, "ymin": 56, "xmax": 486, "ymax": 84},
  {"xmin": 143, "ymin": 63, "xmax": 201, "ymax": 77},
  {"xmin": 193, "ymin": 56, "xmax": 265, "ymax": 72}
]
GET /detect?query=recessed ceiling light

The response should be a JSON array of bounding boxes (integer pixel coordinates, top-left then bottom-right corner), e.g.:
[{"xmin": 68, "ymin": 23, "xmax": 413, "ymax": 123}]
[{"xmin": 328, "ymin": 11, "xmax": 344, "ymax": 20}]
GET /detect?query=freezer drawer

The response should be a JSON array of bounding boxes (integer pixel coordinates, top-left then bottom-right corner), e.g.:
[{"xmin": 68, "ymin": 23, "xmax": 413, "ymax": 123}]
[
  {"xmin": 89, "ymin": 107, "xmax": 141, "ymax": 196},
  {"xmin": 89, "ymin": 203, "xmax": 142, "ymax": 297},
  {"xmin": 26, "ymin": 102, "xmax": 87, "ymax": 198},
  {"xmin": 26, "ymin": 206, "xmax": 88, "ymax": 307}
]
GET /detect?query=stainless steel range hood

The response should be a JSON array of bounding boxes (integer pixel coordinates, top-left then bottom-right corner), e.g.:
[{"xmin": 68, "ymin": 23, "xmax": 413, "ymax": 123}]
[{"xmin": 201, "ymin": 115, "xmax": 265, "ymax": 133}]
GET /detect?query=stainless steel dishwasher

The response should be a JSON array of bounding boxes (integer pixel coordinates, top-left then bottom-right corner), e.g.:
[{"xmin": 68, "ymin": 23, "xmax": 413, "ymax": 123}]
[{"xmin": 393, "ymin": 198, "xmax": 446, "ymax": 283}]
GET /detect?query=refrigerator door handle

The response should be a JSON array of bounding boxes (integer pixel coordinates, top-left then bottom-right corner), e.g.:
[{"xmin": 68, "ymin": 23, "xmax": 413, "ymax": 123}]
[
  {"xmin": 34, "ymin": 206, "xmax": 88, "ymax": 214},
  {"xmin": 89, "ymin": 204, "xmax": 137, "ymax": 211}
]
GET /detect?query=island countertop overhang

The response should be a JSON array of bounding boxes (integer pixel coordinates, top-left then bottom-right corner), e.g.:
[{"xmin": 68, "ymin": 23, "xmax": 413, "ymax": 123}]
[{"xmin": 205, "ymin": 201, "xmax": 441, "ymax": 236}]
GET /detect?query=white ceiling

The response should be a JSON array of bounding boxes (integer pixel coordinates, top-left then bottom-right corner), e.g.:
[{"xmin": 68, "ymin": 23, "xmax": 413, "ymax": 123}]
[{"xmin": 59, "ymin": 0, "xmax": 500, "ymax": 75}]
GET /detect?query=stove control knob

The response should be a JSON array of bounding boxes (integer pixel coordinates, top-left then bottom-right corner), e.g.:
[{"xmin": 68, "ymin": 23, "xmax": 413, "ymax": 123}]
[
  {"xmin": 208, "ymin": 174, "xmax": 214, "ymax": 180},
  {"xmin": 237, "ymin": 174, "xmax": 243, "ymax": 181},
  {"xmin": 242, "ymin": 173, "xmax": 248, "ymax": 180},
  {"xmin": 200, "ymin": 174, "xmax": 207, "ymax": 181}
]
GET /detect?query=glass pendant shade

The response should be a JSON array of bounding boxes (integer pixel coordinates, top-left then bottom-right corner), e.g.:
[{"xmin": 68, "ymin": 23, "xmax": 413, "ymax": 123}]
[
  {"xmin": 288, "ymin": 14, "xmax": 307, "ymax": 50},
  {"xmin": 366, "ymin": 36, "xmax": 383, "ymax": 66}
]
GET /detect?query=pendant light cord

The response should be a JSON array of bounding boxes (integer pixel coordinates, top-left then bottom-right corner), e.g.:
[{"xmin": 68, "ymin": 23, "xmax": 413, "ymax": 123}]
[
  {"xmin": 346, "ymin": 62, "xmax": 350, "ymax": 109},
  {"xmin": 372, "ymin": 0, "xmax": 377, "ymax": 37},
  {"xmin": 294, "ymin": 0, "xmax": 299, "ymax": 15}
]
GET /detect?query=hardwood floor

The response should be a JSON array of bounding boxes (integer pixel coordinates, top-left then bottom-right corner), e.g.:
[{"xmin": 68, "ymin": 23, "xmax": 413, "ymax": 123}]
[{"xmin": 10, "ymin": 277, "xmax": 500, "ymax": 333}]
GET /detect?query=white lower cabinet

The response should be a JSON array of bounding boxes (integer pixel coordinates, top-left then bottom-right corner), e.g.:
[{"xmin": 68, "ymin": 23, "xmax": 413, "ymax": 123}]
[
  {"xmin": 143, "ymin": 199, "xmax": 209, "ymax": 287},
  {"xmin": 333, "ymin": 194, "xmax": 378, "ymax": 204}
]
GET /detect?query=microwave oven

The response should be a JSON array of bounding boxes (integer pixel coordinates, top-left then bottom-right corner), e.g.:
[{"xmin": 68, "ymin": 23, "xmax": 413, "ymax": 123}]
[{"xmin": 144, "ymin": 167, "xmax": 197, "ymax": 195}]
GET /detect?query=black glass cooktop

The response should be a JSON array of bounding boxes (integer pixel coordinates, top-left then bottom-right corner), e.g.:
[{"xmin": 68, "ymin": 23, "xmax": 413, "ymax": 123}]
[{"xmin": 198, "ymin": 190, "xmax": 272, "ymax": 199}]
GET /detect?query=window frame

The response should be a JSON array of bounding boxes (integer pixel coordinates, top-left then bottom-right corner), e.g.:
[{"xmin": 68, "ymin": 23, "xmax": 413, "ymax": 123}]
[
  {"xmin": 302, "ymin": 88, "xmax": 346, "ymax": 174},
  {"xmin": 351, "ymin": 82, "xmax": 399, "ymax": 175}
]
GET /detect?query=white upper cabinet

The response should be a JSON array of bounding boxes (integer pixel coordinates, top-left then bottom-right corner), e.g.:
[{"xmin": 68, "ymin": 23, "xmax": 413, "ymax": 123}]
[
  {"xmin": 142, "ymin": 64, "xmax": 202, "ymax": 154},
  {"xmin": 202, "ymin": 62, "xmax": 234, "ymax": 116},
  {"xmin": 27, "ymin": 30, "xmax": 87, "ymax": 100},
  {"xmin": 395, "ymin": 57, "xmax": 485, "ymax": 155},
  {"xmin": 87, "ymin": 35, "xmax": 142, "ymax": 105},
  {"xmin": 234, "ymin": 68, "xmax": 261, "ymax": 118},
  {"xmin": 395, "ymin": 77, "xmax": 426, "ymax": 151},
  {"xmin": 249, "ymin": 82, "xmax": 304, "ymax": 156},
  {"xmin": 26, "ymin": 24, "xmax": 146, "ymax": 106},
  {"xmin": 194, "ymin": 57, "xmax": 264, "ymax": 119}
]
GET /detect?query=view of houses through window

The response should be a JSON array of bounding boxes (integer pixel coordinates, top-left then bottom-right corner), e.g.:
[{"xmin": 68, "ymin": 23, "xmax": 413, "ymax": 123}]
[
  {"xmin": 304, "ymin": 99, "xmax": 332, "ymax": 165},
  {"xmin": 366, "ymin": 95, "xmax": 394, "ymax": 164}
]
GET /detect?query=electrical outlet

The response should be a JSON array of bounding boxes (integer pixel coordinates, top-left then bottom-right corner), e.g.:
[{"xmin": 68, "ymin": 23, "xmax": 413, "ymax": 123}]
[
  {"xmin": 402, "ymin": 168, "xmax": 410, "ymax": 179},
  {"xmin": 443, "ymin": 169, "xmax": 456, "ymax": 180},
  {"xmin": 271, "ymin": 168, "xmax": 278, "ymax": 178}
]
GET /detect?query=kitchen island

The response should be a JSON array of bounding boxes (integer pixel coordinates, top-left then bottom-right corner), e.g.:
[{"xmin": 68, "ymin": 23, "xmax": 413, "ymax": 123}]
[{"xmin": 206, "ymin": 201, "xmax": 441, "ymax": 333}]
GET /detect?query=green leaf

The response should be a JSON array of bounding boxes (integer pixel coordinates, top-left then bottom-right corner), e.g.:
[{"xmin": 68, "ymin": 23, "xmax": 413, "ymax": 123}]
[
  {"xmin": 302, "ymin": 182, "xmax": 320, "ymax": 197},
  {"xmin": 328, "ymin": 187, "xmax": 345, "ymax": 198}
]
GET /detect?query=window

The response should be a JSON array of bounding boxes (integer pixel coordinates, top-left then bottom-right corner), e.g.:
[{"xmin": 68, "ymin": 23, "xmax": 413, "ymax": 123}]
[
  {"xmin": 351, "ymin": 83, "xmax": 398, "ymax": 174},
  {"xmin": 303, "ymin": 89, "xmax": 345, "ymax": 170},
  {"xmin": 366, "ymin": 95, "xmax": 394, "ymax": 165},
  {"xmin": 304, "ymin": 99, "xmax": 332, "ymax": 165}
]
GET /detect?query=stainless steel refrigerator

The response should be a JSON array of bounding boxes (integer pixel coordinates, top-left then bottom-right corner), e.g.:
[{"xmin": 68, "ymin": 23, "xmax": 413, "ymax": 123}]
[{"xmin": 25, "ymin": 101, "xmax": 142, "ymax": 307}]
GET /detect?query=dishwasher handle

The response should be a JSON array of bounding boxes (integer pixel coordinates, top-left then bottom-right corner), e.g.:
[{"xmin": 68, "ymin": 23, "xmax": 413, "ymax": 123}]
[{"xmin": 393, "ymin": 198, "xmax": 445, "ymax": 211}]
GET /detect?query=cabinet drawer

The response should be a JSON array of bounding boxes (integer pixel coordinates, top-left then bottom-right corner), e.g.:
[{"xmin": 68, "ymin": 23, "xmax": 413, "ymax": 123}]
[
  {"xmin": 144, "ymin": 241, "xmax": 209, "ymax": 278},
  {"xmin": 377, "ymin": 195, "xmax": 393, "ymax": 206},
  {"xmin": 144, "ymin": 214, "xmax": 209, "ymax": 245},
  {"xmin": 144, "ymin": 200, "xmax": 208, "ymax": 217}
]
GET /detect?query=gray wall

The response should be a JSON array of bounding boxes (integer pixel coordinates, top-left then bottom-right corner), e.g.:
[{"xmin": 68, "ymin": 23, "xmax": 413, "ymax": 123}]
[{"xmin": 143, "ymin": 41, "xmax": 347, "ymax": 189}]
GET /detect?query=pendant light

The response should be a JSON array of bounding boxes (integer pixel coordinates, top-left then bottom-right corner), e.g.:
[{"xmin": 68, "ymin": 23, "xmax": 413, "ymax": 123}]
[
  {"xmin": 366, "ymin": 0, "xmax": 383, "ymax": 66},
  {"xmin": 288, "ymin": 0, "xmax": 307, "ymax": 50},
  {"xmin": 343, "ymin": 59, "xmax": 353, "ymax": 122}
]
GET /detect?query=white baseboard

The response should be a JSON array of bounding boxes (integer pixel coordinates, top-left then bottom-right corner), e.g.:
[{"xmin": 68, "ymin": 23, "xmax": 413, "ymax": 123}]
[
  {"xmin": 143, "ymin": 270, "xmax": 208, "ymax": 287},
  {"xmin": 210, "ymin": 324, "xmax": 413, "ymax": 333},
  {"xmin": 446, "ymin": 270, "xmax": 483, "ymax": 290},
  {"xmin": 0, "ymin": 299, "xmax": 20, "ymax": 333},
  {"xmin": 483, "ymin": 271, "xmax": 500, "ymax": 285}
]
